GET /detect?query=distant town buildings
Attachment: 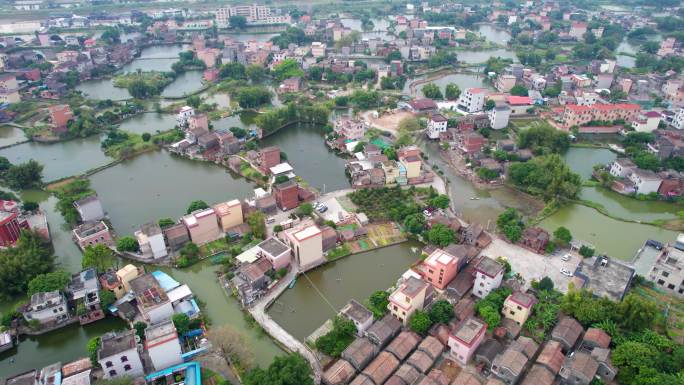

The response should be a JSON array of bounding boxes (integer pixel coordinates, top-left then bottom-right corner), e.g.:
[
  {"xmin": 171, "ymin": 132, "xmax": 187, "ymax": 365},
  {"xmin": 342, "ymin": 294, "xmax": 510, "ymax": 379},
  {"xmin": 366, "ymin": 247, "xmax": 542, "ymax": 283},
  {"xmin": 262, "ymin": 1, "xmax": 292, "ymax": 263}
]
[{"xmin": 215, "ymin": 4, "xmax": 291, "ymax": 28}]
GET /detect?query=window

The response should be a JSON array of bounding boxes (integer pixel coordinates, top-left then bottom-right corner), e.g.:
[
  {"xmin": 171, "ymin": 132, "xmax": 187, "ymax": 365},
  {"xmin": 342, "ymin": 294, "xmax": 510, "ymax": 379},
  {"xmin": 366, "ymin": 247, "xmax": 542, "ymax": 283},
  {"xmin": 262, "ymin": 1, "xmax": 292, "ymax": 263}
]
[
  {"xmin": 658, "ymin": 279, "xmax": 665, "ymax": 285},
  {"xmin": 121, "ymin": 356, "xmax": 128, "ymax": 362},
  {"xmin": 124, "ymin": 364, "xmax": 132, "ymax": 371},
  {"xmin": 663, "ymin": 271, "xmax": 670, "ymax": 277},
  {"xmin": 517, "ymin": 305, "xmax": 522, "ymax": 311},
  {"xmin": 109, "ymin": 370, "xmax": 117, "ymax": 377},
  {"xmin": 668, "ymin": 284, "xmax": 676, "ymax": 290},
  {"xmin": 106, "ymin": 361, "xmax": 113, "ymax": 368},
  {"xmin": 510, "ymin": 311, "xmax": 515, "ymax": 316}
]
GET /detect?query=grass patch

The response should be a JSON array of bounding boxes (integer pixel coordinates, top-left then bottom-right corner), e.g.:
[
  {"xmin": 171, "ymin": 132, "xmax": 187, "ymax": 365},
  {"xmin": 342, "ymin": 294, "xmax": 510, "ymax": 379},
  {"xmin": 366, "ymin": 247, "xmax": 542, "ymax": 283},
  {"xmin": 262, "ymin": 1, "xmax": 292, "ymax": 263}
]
[
  {"xmin": 326, "ymin": 244, "xmax": 352, "ymax": 261},
  {"xmin": 199, "ymin": 238, "xmax": 231, "ymax": 257}
]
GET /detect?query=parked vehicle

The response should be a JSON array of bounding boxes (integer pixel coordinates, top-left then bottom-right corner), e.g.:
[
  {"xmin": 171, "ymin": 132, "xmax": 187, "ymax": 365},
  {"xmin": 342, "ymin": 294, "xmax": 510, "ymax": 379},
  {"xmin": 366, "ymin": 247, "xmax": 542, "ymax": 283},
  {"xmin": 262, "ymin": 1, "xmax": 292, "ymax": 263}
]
[{"xmin": 560, "ymin": 268, "xmax": 573, "ymax": 277}]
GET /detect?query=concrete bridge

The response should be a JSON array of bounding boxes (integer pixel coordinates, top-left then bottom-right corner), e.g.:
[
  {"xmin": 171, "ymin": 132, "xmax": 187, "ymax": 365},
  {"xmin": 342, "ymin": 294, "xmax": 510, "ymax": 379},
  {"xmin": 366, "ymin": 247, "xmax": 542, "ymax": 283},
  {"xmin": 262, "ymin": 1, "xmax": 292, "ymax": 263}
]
[{"xmin": 247, "ymin": 267, "xmax": 323, "ymax": 384}]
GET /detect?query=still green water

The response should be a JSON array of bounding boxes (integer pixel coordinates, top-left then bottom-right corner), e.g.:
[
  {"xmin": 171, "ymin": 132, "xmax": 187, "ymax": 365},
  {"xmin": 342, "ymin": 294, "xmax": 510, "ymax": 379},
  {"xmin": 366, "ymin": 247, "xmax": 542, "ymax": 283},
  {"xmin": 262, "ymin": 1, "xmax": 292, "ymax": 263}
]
[
  {"xmin": 261, "ymin": 124, "xmax": 350, "ymax": 192},
  {"xmin": 0, "ymin": 136, "xmax": 112, "ymax": 182},
  {"xmin": 117, "ymin": 112, "xmax": 177, "ymax": 135},
  {"xmin": 267, "ymin": 241, "xmax": 422, "ymax": 340},
  {"xmin": 89, "ymin": 151, "xmax": 256, "ymax": 235}
]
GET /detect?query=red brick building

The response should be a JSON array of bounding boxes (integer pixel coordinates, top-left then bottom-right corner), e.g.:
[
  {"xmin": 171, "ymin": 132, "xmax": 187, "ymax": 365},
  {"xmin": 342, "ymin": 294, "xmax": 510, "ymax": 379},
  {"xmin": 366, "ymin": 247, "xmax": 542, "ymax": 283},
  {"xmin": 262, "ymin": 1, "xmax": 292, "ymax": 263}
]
[
  {"xmin": 259, "ymin": 146, "xmax": 281, "ymax": 172},
  {"xmin": 0, "ymin": 210, "xmax": 27, "ymax": 247},
  {"xmin": 48, "ymin": 104, "xmax": 74, "ymax": 134},
  {"xmin": 518, "ymin": 227, "xmax": 550, "ymax": 253},
  {"xmin": 273, "ymin": 180, "xmax": 299, "ymax": 210}
]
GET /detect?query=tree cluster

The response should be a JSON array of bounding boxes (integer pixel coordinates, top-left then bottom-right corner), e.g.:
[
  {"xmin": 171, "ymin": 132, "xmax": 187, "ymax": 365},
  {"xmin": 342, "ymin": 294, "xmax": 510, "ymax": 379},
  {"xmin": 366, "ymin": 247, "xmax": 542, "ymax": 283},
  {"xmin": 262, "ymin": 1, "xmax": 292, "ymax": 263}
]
[
  {"xmin": 0, "ymin": 230, "xmax": 55, "ymax": 300},
  {"xmin": 315, "ymin": 316, "xmax": 356, "ymax": 357},
  {"xmin": 508, "ymin": 154, "xmax": 582, "ymax": 201}
]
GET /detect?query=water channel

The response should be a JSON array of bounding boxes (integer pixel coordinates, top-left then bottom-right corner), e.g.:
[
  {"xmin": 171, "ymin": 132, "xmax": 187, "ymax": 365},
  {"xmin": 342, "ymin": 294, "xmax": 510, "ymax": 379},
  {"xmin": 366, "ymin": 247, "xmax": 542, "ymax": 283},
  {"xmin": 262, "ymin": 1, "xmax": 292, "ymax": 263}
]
[{"xmin": 0, "ymin": 125, "xmax": 27, "ymax": 147}]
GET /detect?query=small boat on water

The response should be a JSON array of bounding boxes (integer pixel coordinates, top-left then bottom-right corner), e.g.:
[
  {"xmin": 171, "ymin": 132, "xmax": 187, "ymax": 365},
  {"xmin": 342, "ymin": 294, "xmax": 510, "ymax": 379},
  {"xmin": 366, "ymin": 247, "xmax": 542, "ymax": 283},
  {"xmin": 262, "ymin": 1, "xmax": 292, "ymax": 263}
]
[
  {"xmin": 410, "ymin": 247, "xmax": 418, "ymax": 253},
  {"xmin": 470, "ymin": 197, "xmax": 480, "ymax": 200},
  {"xmin": 288, "ymin": 278, "xmax": 296, "ymax": 289}
]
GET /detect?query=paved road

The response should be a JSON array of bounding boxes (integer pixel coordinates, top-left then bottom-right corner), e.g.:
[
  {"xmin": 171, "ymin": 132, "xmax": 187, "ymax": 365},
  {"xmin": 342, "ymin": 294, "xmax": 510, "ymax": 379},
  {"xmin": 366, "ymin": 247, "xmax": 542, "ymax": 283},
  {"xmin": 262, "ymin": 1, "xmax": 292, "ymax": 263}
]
[{"xmin": 248, "ymin": 268, "xmax": 323, "ymax": 384}]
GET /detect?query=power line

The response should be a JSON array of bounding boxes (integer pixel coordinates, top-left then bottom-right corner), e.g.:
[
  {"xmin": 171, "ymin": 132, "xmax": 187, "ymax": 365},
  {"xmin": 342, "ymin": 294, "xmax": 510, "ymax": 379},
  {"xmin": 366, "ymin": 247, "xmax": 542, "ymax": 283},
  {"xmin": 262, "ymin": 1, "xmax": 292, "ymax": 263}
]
[{"xmin": 300, "ymin": 271, "xmax": 338, "ymax": 315}]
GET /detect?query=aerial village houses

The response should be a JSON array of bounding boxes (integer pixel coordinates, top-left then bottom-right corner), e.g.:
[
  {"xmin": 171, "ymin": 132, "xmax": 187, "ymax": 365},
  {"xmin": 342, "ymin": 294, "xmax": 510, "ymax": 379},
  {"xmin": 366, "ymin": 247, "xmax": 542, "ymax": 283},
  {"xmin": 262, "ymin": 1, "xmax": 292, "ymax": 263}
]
[
  {"xmin": 256, "ymin": 237, "xmax": 291, "ymax": 270},
  {"xmin": 73, "ymin": 194, "xmax": 105, "ymax": 222},
  {"xmin": 340, "ymin": 299, "xmax": 374, "ymax": 336},
  {"xmin": 135, "ymin": 222, "xmax": 167, "ymax": 260},
  {"xmin": 388, "ymin": 276, "xmax": 432, "ymax": 325},
  {"xmin": 97, "ymin": 329, "xmax": 145, "ymax": 379},
  {"xmin": 502, "ymin": 291, "xmax": 537, "ymax": 326},
  {"xmin": 416, "ymin": 248, "xmax": 459, "ymax": 290},
  {"xmin": 426, "ymin": 114, "xmax": 448, "ymax": 140},
  {"xmin": 448, "ymin": 316, "xmax": 487, "ymax": 366},
  {"xmin": 144, "ymin": 320, "xmax": 183, "ymax": 371},
  {"xmin": 72, "ymin": 221, "xmax": 113, "ymax": 250},
  {"xmin": 182, "ymin": 208, "xmax": 222, "ymax": 245},
  {"xmin": 647, "ymin": 233, "xmax": 684, "ymax": 297},
  {"xmin": 472, "ymin": 256, "xmax": 504, "ymax": 298},
  {"xmin": 129, "ymin": 273, "xmax": 174, "ymax": 324},
  {"xmin": 282, "ymin": 223, "xmax": 325, "ymax": 271}
]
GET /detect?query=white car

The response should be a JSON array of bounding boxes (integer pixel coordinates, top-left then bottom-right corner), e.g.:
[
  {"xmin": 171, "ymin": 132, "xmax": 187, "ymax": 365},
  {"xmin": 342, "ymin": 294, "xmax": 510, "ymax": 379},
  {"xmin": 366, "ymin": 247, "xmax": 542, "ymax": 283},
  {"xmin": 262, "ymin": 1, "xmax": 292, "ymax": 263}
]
[
  {"xmin": 560, "ymin": 268, "xmax": 573, "ymax": 277},
  {"xmin": 561, "ymin": 254, "xmax": 571, "ymax": 262}
]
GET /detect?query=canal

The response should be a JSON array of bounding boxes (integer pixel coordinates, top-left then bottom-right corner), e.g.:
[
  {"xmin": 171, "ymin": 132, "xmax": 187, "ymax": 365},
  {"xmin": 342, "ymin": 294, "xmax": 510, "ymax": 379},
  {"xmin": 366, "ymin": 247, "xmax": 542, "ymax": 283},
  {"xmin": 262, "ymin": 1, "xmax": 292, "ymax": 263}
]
[
  {"xmin": 267, "ymin": 241, "xmax": 422, "ymax": 341},
  {"xmin": 0, "ymin": 125, "xmax": 26, "ymax": 147}
]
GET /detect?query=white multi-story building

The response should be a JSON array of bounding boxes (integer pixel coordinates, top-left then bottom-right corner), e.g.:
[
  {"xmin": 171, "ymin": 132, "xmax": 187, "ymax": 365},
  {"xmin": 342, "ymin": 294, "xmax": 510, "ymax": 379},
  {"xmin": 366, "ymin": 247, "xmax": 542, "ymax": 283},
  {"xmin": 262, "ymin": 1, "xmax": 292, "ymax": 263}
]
[
  {"xmin": 311, "ymin": 42, "xmax": 327, "ymax": 58},
  {"xmin": 628, "ymin": 169, "xmax": 662, "ymax": 195},
  {"xmin": 609, "ymin": 158, "xmax": 636, "ymax": 178},
  {"xmin": 473, "ymin": 257, "xmax": 504, "ymax": 298},
  {"xmin": 673, "ymin": 108, "xmax": 684, "ymax": 130},
  {"xmin": 176, "ymin": 106, "xmax": 195, "ymax": 127},
  {"xmin": 135, "ymin": 222, "xmax": 168, "ymax": 260},
  {"xmin": 215, "ymin": 5, "xmax": 290, "ymax": 28},
  {"xmin": 648, "ymin": 234, "xmax": 684, "ymax": 297},
  {"xmin": 426, "ymin": 114, "xmax": 448, "ymax": 139},
  {"xmin": 145, "ymin": 320, "xmax": 183, "ymax": 371},
  {"xmin": 457, "ymin": 88, "xmax": 486, "ymax": 113},
  {"xmin": 282, "ymin": 224, "xmax": 325, "ymax": 272},
  {"xmin": 488, "ymin": 104, "xmax": 511, "ymax": 130},
  {"xmin": 631, "ymin": 111, "xmax": 662, "ymax": 133},
  {"xmin": 98, "ymin": 330, "xmax": 144, "ymax": 379},
  {"xmin": 22, "ymin": 291, "xmax": 69, "ymax": 326}
]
